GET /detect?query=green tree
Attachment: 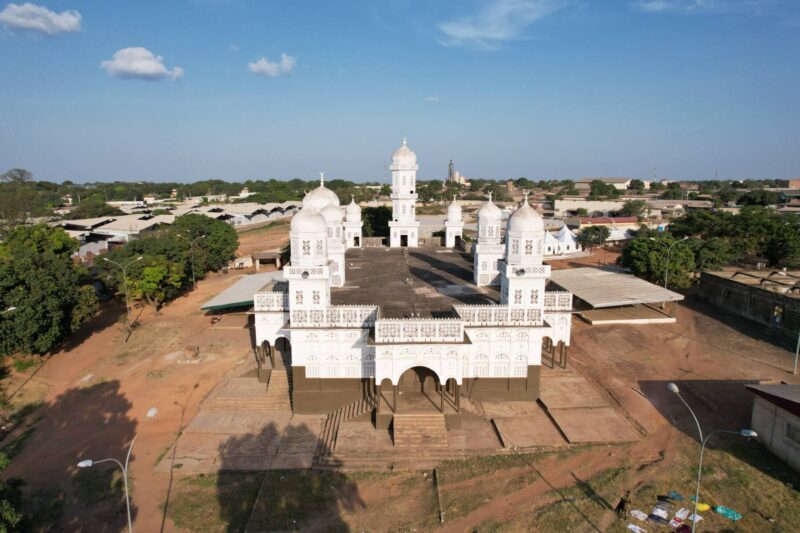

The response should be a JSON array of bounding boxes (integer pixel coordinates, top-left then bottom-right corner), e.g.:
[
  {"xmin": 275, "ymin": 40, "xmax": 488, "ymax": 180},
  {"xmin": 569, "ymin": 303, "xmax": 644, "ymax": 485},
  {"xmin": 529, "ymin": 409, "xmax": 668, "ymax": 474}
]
[
  {"xmin": 0, "ymin": 168, "xmax": 33, "ymax": 183},
  {"xmin": 576, "ymin": 226, "xmax": 610, "ymax": 250},
  {"xmin": 628, "ymin": 179, "xmax": 646, "ymax": 192},
  {"xmin": 65, "ymin": 194, "xmax": 125, "ymax": 220},
  {"xmin": 0, "ymin": 225, "xmax": 99, "ymax": 356},
  {"xmin": 379, "ymin": 184, "xmax": 391, "ymax": 196},
  {"xmin": 129, "ymin": 256, "xmax": 185, "ymax": 312},
  {"xmin": 171, "ymin": 214, "xmax": 238, "ymax": 275},
  {"xmin": 0, "ymin": 452, "xmax": 24, "ymax": 531},
  {"xmin": 621, "ymin": 236, "xmax": 695, "ymax": 288},
  {"xmin": 686, "ymin": 237, "xmax": 734, "ymax": 271},
  {"xmin": 619, "ymin": 200, "xmax": 648, "ymax": 219},
  {"xmin": 575, "ymin": 208, "xmax": 588, "ymax": 216},
  {"xmin": 586, "ymin": 180, "xmax": 620, "ymax": 200},
  {"xmin": 361, "ymin": 206, "xmax": 391, "ymax": 237}
]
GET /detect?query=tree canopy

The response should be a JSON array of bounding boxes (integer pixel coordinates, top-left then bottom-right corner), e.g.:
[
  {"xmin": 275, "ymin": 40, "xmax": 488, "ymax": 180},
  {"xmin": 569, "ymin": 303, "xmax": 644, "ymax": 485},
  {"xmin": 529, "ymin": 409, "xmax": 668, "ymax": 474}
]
[
  {"xmin": 576, "ymin": 226, "xmax": 610, "ymax": 249},
  {"xmin": 620, "ymin": 236, "xmax": 696, "ymax": 288},
  {"xmin": 0, "ymin": 225, "xmax": 99, "ymax": 356}
]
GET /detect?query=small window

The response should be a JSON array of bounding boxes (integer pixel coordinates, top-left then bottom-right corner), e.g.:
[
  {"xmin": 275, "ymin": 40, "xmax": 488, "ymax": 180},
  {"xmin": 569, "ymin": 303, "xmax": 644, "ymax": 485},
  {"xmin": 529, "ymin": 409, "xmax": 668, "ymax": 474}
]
[
  {"xmin": 316, "ymin": 240, "xmax": 323, "ymax": 255},
  {"xmin": 312, "ymin": 290, "xmax": 320, "ymax": 305},
  {"xmin": 787, "ymin": 422, "xmax": 800, "ymax": 445},
  {"xmin": 512, "ymin": 239, "xmax": 519, "ymax": 254},
  {"xmin": 302, "ymin": 240, "xmax": 310, "ymax": 255},
  {"xmin": 525, "ymin": 240, "xmax": 533, "ymax": 255},
  {"xmin": 530, "ymin": 289, "xmax": 538, "ymax": 304},
  {"xmin": 514, "ymin": 289, "xmax": 522, "ymax": 304},
  {"xmin": 295, "ymin": 291, "xmax": 303, "ymax": 305}
]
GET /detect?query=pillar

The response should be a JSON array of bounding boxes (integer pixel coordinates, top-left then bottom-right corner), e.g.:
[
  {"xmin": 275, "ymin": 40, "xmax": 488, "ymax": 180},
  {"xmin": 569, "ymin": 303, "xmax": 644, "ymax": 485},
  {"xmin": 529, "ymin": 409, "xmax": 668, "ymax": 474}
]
[
  {"xmin": 377, "ymin": 383, "xmax": 381, "ymax": 414},
  {"xmin": 393, "ymin": 385, "xmax": 397, "ymax": 413}
]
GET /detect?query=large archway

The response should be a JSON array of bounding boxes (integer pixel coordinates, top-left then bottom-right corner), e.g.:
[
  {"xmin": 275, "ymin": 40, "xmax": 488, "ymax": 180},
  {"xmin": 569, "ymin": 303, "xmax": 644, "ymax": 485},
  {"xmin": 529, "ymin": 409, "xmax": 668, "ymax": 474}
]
[
  {"xmin": 396, "ymin": 366, "xmax": 443, "ymax": 412},
  {"xmin": 274, "ymin": 336, "xmax": 291, "ymax": 369}
]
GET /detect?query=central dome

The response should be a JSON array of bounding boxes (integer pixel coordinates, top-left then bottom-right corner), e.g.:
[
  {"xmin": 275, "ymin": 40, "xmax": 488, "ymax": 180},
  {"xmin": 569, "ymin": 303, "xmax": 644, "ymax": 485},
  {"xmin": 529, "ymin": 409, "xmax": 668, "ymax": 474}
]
[
  {"xmin": 303, "ymin": 173, "xmax": 340, "ymax": 211},
  {"xmin": 391, "ymin": 138, "xmax": 417, "ymax": 167}
]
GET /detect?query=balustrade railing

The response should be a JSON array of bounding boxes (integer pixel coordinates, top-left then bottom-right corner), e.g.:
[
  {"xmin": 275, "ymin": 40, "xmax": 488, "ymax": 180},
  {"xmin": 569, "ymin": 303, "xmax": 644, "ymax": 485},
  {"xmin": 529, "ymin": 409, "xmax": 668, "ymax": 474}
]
[
  {"xmin": 543, "ymin": 291, "xmax": 573, "ymax": 311},
  {"xmin": 374, "ymin": 318, "xmax": 463, "ymax": 343},
  {"xmin": 453, "ymin": 304, "xmax": 543, "ymax": 326},
  {"xmin": 290, "ymin": 305, "xmax": 378, "ymax": 328}
]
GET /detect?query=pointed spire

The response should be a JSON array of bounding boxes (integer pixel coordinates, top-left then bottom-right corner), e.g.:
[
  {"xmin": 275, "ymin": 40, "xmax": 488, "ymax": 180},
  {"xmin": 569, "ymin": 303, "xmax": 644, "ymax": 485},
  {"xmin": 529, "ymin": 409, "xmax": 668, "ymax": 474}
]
[
  {"xmin": 523, "ymin": 190, "xmax": 530, "ymax": 205},
  {"xmin": 319, "ymin": 171, "xmax": 325, "ymax": 186},
  {"xmin": 402, "ymin": 137, "xmax": 407, "ymax": 147},
  {"xmin": 453, "ymin": 194, "xmax": 457, "ymax": 203},
  {"xmin": 488, "ymin": 191, "xmax": 493, "ymax": 202}
]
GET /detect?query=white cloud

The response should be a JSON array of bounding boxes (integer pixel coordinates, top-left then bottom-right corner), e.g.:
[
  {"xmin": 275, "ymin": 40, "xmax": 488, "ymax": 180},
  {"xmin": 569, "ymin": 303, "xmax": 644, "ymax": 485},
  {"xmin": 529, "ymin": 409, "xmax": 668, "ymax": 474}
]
[
  {"xmin": 633, "ymin": 0, "xmax": 786, "ymax": 14},
  {"xmin": 424, "ymin": 96, "xmax": 439, "ymax": 102},
  {"xmin": 0, "ymin": 2, "xmax": 82, "ymax": 35},
  {"xmin": 101, "ymin": 47, "xmax": 184, "ymax": 81},
  {"xmin": 248, "ymin": 53, "xmax": 296, "ymax": 77},
  {"xmin": 228, "ymin": 44, "xmax": 240, "ymax": 53},
  {"xmin": 437, "ymin": 0, "xmax": 569, "ymax": 49}
]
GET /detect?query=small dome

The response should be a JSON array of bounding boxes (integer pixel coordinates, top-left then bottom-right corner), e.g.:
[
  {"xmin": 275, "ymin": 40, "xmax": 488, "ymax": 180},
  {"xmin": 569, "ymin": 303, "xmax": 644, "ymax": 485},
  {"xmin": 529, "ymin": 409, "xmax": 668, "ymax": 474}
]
[
  {"xmin": 320, "ymin": 204, "xmax": 344, "ymax": 224},
  {"xmin": 391, "ymin": 138, "xmax": 417, "ymax": 167},
  {"xmin": 447, "ymin": 199, "xmax": 462, "ymax": 222},
  {"xmin": 291, "ymin": 207, "xmax": 327, "ymax": 234},
  {"xmin": 477, "ymin": 196, "xmax": 502, "ymax": 222},
  {"xmin": 303, "ymin": 173, "xmax": 340, "ymax": 211},
  {"xmin": 345, "ymin": 197, "xmax": 361, "ymax": 222},
  {"xmin": 506, "ymin": 197, "xmax": 543, "ymax": 233}
]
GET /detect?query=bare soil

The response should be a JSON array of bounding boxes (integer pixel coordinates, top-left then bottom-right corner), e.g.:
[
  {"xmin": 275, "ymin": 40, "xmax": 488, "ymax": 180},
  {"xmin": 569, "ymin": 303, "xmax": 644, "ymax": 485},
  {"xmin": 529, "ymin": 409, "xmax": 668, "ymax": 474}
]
[{"xmin": 4, "ymin": 242, "xmax": 800, "ymax": 532}]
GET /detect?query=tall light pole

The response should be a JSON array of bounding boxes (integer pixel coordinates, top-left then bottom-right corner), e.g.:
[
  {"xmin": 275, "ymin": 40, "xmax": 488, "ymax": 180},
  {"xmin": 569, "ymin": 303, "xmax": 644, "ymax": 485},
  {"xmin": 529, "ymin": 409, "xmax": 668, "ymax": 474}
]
[
  {"xmin": 103, "ymin": 256, "xmax": 143, "ymax": 322},
  {"xmin": 793, "ymin": 329, "xmax": 799, "ymax": 375},
  {"xmin": 650, "ymin": 237, "xmax": 689, "ymax": 288},
  {"xmin": 77, "ymin": 407, "xmax": 157, "ymax": 533},
  {"xmin": 1, "ymin": 306, "xmax": 17, "ymax": 316},
  {"xmin": 177, "ymin": 234, "xmax": 206, "ymax": 288},
  {"xmin": 667, "ymin": 383, "xmax": 757, "ymax": 532}
]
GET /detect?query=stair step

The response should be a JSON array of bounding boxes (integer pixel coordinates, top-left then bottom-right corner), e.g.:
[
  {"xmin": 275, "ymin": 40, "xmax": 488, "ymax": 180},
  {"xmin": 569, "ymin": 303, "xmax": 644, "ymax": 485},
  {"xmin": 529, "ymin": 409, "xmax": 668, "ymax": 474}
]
[{"xmin": 393, "ymin": 414, "xmax": 448, "ymax": 449}]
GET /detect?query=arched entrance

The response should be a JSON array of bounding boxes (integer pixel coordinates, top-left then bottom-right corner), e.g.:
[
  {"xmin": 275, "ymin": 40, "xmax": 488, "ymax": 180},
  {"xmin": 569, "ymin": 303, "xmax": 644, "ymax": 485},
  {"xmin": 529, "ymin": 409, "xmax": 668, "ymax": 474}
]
[
  {"xmin": 396, "ymin": 366, "xmax": 444, "ymax": 413},
  {"xmin": 274, "ymin": 336, "xmax": 292, "ymax": 369}
]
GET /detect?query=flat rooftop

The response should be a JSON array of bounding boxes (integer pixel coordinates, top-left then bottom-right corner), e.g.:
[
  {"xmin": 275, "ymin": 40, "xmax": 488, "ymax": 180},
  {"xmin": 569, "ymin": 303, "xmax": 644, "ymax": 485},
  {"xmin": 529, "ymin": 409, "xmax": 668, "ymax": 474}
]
[
  {"xmin": 550, "ymin": 266, "xmax": 684, "ymax": 308},
  {"xmin": 332, "ymin": 247, "xmax": 498, "ymax": 318},
  {"xmin": 704, "ymin": 268, "xmax": 800, "ymax": 298}
]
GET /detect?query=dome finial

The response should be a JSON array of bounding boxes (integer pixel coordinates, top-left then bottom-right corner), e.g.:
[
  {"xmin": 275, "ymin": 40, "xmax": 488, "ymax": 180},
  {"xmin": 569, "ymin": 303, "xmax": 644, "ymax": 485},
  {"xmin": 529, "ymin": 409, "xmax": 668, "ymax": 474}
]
[
  {"xmin": 523, "ymin": 190, "xmax": 530, "ymax": 205},
  {"xmin": 488, "ymin": 191, "xmax": 493, "ymax": 202},
  {"xmin": 319, "ymin": 171, "xmax": 325, "ymax": 186},
  {"xmin": 402, "ymin": 137, "xmax": 407, "ymax": 147}
]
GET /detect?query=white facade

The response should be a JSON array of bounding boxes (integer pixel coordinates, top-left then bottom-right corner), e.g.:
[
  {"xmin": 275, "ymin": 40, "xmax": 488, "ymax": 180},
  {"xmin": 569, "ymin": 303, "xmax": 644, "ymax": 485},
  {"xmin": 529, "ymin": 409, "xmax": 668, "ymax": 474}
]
[
  {"xmin": 474, "ymin": 193, "xmax": 504, "ymax": 286},
  {"xmin": 544, "ymin": 226, "xmax": 582, "ymax": 257},
  {"xmin": 344, "ymin": 197, "xmax": 363, "ymax": 249},
  {"xmin": 445, "ymin": 197, "xmax": 464, "ymax": 248},
  {"xmin": 253, "ymin": 160, "xmax": 573, "ymax": 388},
  {"xmin": 388, "ymin": 139, "xmax": 421, "ymax": 248}
]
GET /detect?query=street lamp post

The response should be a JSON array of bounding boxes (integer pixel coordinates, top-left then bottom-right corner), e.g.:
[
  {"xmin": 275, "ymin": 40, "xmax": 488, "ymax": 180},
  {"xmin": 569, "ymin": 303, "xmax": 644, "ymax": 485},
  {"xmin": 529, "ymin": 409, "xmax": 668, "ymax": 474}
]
[
  {"xmin": 667, "ymin": 383, "xmax": 757, "ymax": 532},
  {"xmin": 103, "ymin": 256, "xmax": 143, "ymax": 321},
  {"xmin": 650, "ymin": 237, "xmax": 689, "ymax": 288},
  {"xmin": 77, "ymin": 407, "xmax": 157, "ymax": 533},
  {"xmin": 1, "ymin": 306, "xmax": 17, "ymax": 316},
  {"xmin": 793, "ymin": 328, "xmax": 799, "ymax": 375},
  {"xmin": 177, "ymin": 234, "xmax": 206, "ymax": 288}
]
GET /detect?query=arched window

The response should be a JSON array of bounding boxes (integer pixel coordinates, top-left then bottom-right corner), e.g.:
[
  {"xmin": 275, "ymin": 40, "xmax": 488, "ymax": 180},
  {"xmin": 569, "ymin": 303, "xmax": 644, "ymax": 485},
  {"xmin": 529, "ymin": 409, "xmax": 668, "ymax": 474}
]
[
  {"xmin": 493, "ymin": 353, "xmax": 509, "ymax": 377},
  {"xmin": 513, "ymin": 354, "xmax": 527, "ymax": 377},
  {"xmin": 474, "ymin": 354, "xmax": 488, "ymax": 377}
]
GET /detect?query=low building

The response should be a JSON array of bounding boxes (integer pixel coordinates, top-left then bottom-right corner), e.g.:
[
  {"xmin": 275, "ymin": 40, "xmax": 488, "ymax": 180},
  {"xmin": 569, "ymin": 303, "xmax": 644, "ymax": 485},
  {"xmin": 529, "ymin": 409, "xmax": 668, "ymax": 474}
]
[
  {"xmin": 564, "ymin": 216, "xmax": 640, "ymax": 231},
  {"xmin": 746, "ymin": 384, "xmax": 800, "ymax": 472},
  {"xmin": 553, "ymin": 198, "xmax": 627, "ymax": 217},
  {"xmin": 697, "ymin": 269, "xmax": 799, "ymax": 341},
  {"xmin": 777, "ymin": 179, "xmax": 800, "ymax": 188},
  {"xmin": 575, "ymin": 177, "xmax": 633, "ymax": 191}
]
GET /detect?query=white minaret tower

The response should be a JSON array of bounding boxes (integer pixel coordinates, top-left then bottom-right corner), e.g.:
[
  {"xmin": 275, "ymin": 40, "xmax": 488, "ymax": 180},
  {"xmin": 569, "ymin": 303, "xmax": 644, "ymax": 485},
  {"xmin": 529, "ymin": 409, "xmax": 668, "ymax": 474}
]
[
  {"xmin": 445, "ymin": 195, "xmax": 463, "ymax": 248},
  {"xmin": 389, "ymin": 139, "xmax": 420, "ymax": 248},
  {"xmin": 499, "ymin": 192, "xmax": 550, "ymax": 310},
  {"xmin": 474, "ymin": 192, "xmax": 504, "ymax": 286},
  {"xmin": 285, "ymin": 206, "xmax": 331, "ymax": 316},
  {"xmin": 344, "ymin": 196, "xmax": 363, "ymax": 248}
]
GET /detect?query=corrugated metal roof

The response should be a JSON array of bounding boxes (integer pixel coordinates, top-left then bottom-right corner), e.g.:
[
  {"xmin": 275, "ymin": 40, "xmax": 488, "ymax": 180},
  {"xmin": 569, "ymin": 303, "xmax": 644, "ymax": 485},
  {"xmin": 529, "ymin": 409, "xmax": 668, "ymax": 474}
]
[
  {"xmin": 550, "ymin": 267, "xmax": 684, "ymax": 308},
  {"xmin": 746, "ymin": 384, "xmax": 800, "ymax": 417},
  {"xmin": 200, "ymin": 271, "xmax": 284, "ymax": 311}
]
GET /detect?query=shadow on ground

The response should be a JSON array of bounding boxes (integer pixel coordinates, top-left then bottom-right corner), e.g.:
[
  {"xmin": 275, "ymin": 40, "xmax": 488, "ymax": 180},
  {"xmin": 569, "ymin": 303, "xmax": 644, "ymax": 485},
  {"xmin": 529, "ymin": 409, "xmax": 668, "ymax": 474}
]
[
  {"xmin": 4, "ymin": 380, "xmax": 137, "ymax": 532},
  {"xmin": 639, "ymin": 378, "xmax": 800, "ymax": 488}
]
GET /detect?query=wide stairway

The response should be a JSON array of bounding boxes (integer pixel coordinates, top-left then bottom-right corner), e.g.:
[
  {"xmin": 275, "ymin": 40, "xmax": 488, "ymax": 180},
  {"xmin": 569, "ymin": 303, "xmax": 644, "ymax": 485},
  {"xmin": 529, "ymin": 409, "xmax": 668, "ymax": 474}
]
[
  {"xmin": 204, "ymin": 368, "xmax": 292, "ymax": 411},
  {"xmin": 313, "ymin": 397, "xmax": 376, "ymax": 467},
  {"xmin": 393, "ymin": 413, "xmax": 448, "ymax": 448}
]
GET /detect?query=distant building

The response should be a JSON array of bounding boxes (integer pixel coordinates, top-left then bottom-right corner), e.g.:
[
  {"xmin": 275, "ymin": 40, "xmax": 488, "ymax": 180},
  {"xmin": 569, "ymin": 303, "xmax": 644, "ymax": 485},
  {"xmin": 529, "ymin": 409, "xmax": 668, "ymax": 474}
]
[
  {"xmin": 446, "ymin": 159, "xmax": 470, "ymax": 186},
  {"xmin": 697, "ymin": 269, "xmax": 799, "ymax": 341},
  {"xmin": 747, "ymin": 384, "xmax": 800, "ymax": 472},
  {"xmin": 575, "ymin": 177, "xmax": 632, "ymax": 191},
  {"xmin": 777, "ymin": 179, "xmax": 800, "ymax": 189}
]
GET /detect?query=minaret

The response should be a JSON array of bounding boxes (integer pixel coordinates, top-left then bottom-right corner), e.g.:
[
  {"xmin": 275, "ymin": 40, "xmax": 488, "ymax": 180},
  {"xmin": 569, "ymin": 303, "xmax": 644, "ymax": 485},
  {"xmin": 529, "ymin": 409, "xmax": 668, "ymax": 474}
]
[
  {"xmin": 388, "ymin": 139, "xmax": 421, "ymax": 248},
  {"xmin": 474, "ymin": 191, "xmax": 504, "ymax": 286},
  {"xmin": 285, "ymin": 206, "xmax": 331, "ymax": 316},
  {"xmin": 448, "ymin": 160, "xmax": 455, "ymax": 183},
  {"xmin": 499, "ymin": 192, "xmax": 549, "ymax": 311},
  {"xmin": 445, "ymin": 195, "xmax": 463, "ymax": 248},
  {"xmin": 344, "ymin": 196, "xmax": 363, "ymax": 248}
]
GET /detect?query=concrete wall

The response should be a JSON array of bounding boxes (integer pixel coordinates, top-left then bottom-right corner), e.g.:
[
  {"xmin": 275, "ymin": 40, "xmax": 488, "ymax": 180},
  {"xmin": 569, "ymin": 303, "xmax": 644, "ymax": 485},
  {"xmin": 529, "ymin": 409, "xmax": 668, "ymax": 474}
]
[
  {"xmin": 697, "ymin": 273, "xmax": 800, "ymax": 341},
  {"xmin": 751, "ymin": 396, "xmax": 800, "ymax": 472},
  {"xmin": 553, "ymin": 199, "xmax": 626, "ymax": 216}
]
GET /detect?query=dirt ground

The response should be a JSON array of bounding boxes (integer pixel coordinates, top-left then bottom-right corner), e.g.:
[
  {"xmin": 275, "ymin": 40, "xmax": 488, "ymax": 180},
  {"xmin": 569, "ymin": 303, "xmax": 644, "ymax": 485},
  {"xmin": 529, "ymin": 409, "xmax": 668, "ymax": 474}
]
[{"xmin": 3, "ymin": 239, "xmax": 800, "ymax": 532}]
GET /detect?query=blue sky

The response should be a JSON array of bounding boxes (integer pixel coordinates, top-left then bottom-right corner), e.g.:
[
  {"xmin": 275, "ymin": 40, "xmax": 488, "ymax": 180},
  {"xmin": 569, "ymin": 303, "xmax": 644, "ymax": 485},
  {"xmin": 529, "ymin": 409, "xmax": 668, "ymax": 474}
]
[{"xmin": 0, "ymin": 0, "xmax": 798, "ymax": 183}]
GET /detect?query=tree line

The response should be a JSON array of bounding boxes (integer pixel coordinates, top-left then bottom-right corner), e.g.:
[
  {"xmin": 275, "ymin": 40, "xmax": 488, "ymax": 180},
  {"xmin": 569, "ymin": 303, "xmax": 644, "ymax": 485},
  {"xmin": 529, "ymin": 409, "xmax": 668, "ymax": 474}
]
[{"xmin": 0, "ymin": 214, "xmax": 238, "ymax": 357}]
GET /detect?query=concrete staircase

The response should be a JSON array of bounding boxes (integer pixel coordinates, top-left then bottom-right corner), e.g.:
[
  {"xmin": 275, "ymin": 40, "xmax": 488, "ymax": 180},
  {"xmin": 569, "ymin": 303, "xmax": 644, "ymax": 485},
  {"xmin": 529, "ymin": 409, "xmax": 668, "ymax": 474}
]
[
  {"xmin": 393, "ymin": 413, "xmax": 448, "ymax": 448},
  {"xmin": 313, "ymin": 397, "xmax": 376, "ymax": 467},
  {"xmin": 204, "ymin": 367, "xmax": 292, "ymax": 411}
]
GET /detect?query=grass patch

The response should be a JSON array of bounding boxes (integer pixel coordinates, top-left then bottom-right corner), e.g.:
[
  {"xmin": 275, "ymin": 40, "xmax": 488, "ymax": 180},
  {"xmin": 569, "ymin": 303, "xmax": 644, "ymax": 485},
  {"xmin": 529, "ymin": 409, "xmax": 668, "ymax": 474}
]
[
  {"xmin": 11, "ymin": 356, "xmax": 39, "ymax": 373},
  {"xmin": 167, "ymin": 472, "xmax": 263, "ymax": 533},
  {"xmin": 238, "ymin": 219, "xmax": 290, "ymax": 236},
  {"xmin": 145, "ymin": 368, "xmax": 173, "ymax": 380}
]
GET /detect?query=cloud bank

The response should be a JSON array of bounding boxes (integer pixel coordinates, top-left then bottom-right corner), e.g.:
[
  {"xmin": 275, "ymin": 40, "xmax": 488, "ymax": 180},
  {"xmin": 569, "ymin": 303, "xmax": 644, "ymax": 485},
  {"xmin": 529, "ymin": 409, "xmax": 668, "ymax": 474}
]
[
  {"xmin": 437, "ymin": 0, "xmax": 569, "ymax": 49},
  {"xmin": 248, "ymin": 53, "xmax": 296, "ymax": 77},
  {"xmin": 0, "ymin": 2, "xmax": 82, "ymax": 35},
  {"xmin": 101, "ymin": 47, "xmax": 184, "ymax": 81}
]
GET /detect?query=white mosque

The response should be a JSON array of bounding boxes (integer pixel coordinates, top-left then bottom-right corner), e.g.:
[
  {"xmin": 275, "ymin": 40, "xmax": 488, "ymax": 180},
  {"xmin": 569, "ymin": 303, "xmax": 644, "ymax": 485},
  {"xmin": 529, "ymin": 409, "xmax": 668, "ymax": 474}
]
[{"xmin": 253, "ymin": 140, "xmax": 573, "ymax": 421}]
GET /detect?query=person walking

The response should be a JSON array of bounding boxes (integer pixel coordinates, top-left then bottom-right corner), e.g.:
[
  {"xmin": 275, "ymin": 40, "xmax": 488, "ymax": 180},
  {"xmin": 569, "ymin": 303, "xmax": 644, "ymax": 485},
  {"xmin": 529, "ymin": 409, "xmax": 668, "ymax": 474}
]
[{"xmin": 615, "ymin": 490, "xmax": 631, "ymax": 518}]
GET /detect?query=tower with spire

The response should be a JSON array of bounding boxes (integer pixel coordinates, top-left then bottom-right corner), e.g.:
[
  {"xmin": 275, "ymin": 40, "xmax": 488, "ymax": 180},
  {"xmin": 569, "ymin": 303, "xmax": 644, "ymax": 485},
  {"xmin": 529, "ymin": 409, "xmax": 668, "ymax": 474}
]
[
  {"xmin": 388, "ymin": 138, "xmax": 421, "ymax": 248},
  {"xmin": 474, "ymin": 191, "xmax": 504, "ymax": 286},
  {"xmin": 445, "ymin": 195, "xmax": 463, "ymax": 248}
]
